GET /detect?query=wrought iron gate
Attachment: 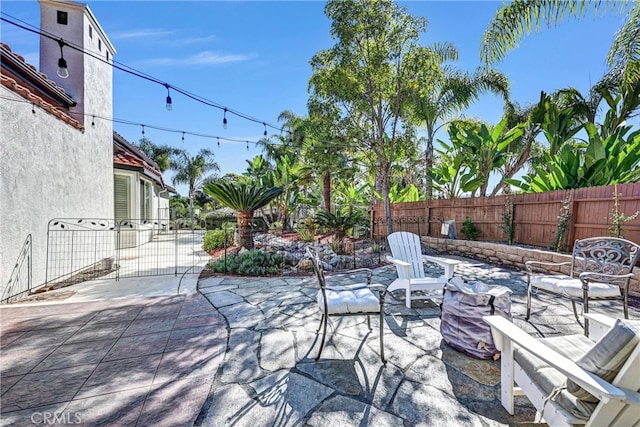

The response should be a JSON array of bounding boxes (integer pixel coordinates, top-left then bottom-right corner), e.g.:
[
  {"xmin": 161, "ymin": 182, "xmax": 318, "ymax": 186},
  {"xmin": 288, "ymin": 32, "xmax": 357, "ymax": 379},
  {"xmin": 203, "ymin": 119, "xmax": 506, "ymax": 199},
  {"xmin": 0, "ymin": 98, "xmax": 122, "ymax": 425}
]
[{"xmin": 45, "ymin": 218, "xmax": 208, "ymax": 285}]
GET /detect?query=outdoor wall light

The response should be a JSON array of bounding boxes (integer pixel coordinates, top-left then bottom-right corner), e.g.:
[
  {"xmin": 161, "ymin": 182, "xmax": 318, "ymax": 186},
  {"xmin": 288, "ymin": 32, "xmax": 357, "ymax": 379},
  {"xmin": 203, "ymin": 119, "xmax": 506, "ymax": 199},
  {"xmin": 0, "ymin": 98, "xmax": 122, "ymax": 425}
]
[
  {"xmin": 56, "ymin": 39, "xmax": 69, "ymax": 79},
  {"xmin": 223, "ymin": 108, "xmax": 228, "ymax": 129},
  {"xmin": 165, "ymin": 84, "xmax": 172, "ymax": 111}
]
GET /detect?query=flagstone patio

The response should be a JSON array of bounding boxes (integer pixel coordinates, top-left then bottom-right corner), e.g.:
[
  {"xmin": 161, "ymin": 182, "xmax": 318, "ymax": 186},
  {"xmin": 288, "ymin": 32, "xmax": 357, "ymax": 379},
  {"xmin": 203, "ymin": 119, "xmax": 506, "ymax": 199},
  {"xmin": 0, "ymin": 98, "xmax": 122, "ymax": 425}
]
[{"xmin": 195, "ymin": 259, "xmax": 639, "ymax": 426}]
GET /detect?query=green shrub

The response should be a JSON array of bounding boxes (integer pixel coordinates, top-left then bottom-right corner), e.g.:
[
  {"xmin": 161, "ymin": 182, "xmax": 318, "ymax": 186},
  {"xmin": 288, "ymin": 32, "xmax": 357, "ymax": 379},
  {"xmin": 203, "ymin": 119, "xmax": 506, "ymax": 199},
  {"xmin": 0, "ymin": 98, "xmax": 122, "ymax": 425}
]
[
  {"xmin": 206, "ymin": 250, "xmax": 291, "ymax": 275},
  {"xmin": 203, "ymin": 229, "xmax": 234, "ymax": 252},
  {"xmin": 461, "ymin": 216, "xmax": 480, "ymax": 240},
  {"xmin": 205, "ymin": 213, "xmax": 235, "ymax": 230},
  {"xmin": 296, "ymin": 221, "xmax": 316, "ymax": 242}
]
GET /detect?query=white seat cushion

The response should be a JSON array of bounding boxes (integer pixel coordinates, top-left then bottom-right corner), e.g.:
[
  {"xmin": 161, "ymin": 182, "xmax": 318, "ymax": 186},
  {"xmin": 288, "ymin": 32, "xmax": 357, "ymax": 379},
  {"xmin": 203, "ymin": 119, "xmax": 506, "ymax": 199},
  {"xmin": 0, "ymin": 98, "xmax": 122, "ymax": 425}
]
[
  {"xmin": 530, "ymin": 275, "xmax": 621, "ymax": 298},
  {"xmin": 317, "ymin": 284, "xmax": 381, "ymax": 314}
]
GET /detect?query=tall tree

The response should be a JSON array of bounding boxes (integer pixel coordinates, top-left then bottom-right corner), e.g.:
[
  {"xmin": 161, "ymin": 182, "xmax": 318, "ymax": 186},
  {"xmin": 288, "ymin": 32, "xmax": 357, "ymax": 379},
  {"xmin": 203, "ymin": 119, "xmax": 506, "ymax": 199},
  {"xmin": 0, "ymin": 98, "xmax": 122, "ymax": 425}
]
[
  {"xmin": 309, "ymin": 0, "xmax": 441, "ymax": 235},
  {"xmin": 170, "ymin": 149, "xmax": 220, "ymax": 222},
  {"xmin": 410, "ymin": 60, "xmax": 510, "ymax": 198}
]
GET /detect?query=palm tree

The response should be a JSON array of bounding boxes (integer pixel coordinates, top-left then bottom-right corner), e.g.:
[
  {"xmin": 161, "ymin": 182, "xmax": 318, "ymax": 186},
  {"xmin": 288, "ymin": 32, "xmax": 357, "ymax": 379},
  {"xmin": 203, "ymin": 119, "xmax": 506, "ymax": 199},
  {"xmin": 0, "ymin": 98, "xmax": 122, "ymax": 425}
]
[
  {"xmin": 480, "ymin": 1, "xmax": 639, "ymax": 89},
  {"xmin": 203, "ymin": 180, "xmax": 283, "ymax": 249},
  {"xmin": 410, "ymin": 46, "xmax": 510, "ymax": 198},
  {"xmin": 135, "ymin": 137, "xmax": 181, "ymax": 172},
  {"xmin": 170, "ymin": 149, "xmax": 220, "ymax": 222}
]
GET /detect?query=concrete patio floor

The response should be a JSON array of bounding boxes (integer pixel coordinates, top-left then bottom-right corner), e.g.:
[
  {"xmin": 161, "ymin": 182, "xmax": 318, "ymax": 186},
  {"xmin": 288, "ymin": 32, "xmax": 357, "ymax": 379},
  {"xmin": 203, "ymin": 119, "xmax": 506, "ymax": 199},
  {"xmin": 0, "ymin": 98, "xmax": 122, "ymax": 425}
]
[{"xmin": 1, "ymin": 256, "xmax": 639, "ymax": 426}]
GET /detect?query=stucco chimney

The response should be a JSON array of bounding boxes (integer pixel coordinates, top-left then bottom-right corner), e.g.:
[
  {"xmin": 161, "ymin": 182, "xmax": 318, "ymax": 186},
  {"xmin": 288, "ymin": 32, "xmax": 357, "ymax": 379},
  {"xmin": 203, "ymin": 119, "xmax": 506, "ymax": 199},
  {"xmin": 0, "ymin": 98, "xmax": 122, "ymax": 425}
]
[{"xmin": 38, "ymin": 0, "xmax": 116, "ymax": 126}]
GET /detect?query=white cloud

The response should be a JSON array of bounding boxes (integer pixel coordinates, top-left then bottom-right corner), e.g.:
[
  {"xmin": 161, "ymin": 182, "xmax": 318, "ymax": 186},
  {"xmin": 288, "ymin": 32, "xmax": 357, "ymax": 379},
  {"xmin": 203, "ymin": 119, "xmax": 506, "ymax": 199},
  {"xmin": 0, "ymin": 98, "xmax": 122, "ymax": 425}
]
[
  {"xmin": 169, "ymin": 35, "xmax": 217, "ymax": 47},
  {"xmin": 110, "ymin": 29, "xmax": 176, "ymax": 39},
  {"xmin": 143, "ymin": 51, "xmax": 254, "ymax": 66}
]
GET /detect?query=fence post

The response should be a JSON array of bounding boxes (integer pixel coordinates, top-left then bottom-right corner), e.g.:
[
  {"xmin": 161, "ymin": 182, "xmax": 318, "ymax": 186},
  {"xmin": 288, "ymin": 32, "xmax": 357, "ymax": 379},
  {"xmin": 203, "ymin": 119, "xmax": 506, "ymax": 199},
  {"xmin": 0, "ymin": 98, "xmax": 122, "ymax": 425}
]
[
  {"xmin": 174, "ymin": 224, "xmax": 178, "ymax": 276},
  {"xmin": 566, "ymin": 190, "xmax": 577, "ymax": 250},
  {"xmin": 224, "ymin": 227, "xmax": 228, "ymax": 274},
  {"xmin": 116, "ymin": 221, "xmax": 120, "ymax": 281}
]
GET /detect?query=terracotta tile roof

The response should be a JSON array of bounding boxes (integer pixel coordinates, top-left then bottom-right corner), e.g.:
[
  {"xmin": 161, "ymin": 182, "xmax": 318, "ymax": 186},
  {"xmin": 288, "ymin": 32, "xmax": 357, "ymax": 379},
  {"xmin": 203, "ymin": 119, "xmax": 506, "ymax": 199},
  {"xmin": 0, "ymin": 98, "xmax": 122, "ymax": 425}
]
[
  {"xmin": 113, "ymin": 132, "xmax": 170, "ymax": 189},
  {"xmin": 1, "ymin": 43, "xmax": 82, "ymax": 129}
]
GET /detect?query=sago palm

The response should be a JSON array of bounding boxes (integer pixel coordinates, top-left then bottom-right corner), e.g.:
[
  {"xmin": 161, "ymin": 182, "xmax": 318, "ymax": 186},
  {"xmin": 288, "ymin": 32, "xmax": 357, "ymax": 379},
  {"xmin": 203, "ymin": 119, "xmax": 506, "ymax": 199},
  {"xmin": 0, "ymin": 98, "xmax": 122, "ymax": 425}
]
[{"xmin": 203, "ymin": 181, "xmax": 283, "ymax": 250}]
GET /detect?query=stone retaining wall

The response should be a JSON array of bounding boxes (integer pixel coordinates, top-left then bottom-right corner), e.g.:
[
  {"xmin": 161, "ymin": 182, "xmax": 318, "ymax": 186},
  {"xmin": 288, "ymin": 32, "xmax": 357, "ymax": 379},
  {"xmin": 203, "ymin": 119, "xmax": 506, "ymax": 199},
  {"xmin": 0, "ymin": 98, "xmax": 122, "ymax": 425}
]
[{"xmin": 422, "ymin": 236, "xmax": 640, "ymax": 296}]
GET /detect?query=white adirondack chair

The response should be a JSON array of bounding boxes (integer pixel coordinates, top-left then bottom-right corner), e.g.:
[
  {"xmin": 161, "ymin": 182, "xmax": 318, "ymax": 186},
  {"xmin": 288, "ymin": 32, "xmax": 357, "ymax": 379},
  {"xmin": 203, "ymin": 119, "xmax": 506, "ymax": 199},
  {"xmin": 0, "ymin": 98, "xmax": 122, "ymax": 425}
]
[
  {"xmin": 386, "ymin": 231, "xmax": 460, "ymax": 308},
  {"xmin": 484, "ymin": 314, "xmax": 640, "ymax": 426}
]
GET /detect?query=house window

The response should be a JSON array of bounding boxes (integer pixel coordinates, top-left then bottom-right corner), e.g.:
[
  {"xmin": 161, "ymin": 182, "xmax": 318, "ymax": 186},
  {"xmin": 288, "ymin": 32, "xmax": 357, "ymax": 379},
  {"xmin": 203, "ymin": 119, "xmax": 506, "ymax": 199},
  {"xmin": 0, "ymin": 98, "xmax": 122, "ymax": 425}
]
[
  {"xmin": 89, "ymin": 26, "xmax": 93, "ymax": 39},
  {"xmin": 140, "ymin": 180, "xmax": 152, "ymax": 220},
  {"xmin": 98, "ymin": 39, "xmax": 102, "ymax": 51},
  {"xmin": 57, "ymin": 11, "xmax": 68, "ymax": 25},
  {"xmin": 106, "ymin": 51, "xmax": 109, "ymax": 61},
  {"xmin": 114, "ymin": 175, "xmax": 131, "ymax": 222}
]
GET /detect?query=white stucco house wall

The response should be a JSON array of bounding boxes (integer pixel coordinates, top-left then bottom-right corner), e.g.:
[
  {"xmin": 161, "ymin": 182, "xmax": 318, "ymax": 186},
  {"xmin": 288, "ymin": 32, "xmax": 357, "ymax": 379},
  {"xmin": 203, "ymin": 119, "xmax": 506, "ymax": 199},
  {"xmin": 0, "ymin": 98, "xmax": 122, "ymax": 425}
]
[{"xmin": 0, "ymin": 0, "xmax": 115, "ymax": 296}]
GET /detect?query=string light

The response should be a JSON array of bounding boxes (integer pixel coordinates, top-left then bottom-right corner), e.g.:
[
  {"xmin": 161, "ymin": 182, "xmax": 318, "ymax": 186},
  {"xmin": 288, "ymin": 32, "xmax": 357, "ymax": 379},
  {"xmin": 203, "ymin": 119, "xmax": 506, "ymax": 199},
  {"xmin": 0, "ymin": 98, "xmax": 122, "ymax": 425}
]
[
  {"xmin": 263, "ymin": 122, "xmax": 267, "ymax": 136},
  {"xmin": 181, "ymin": 132, "xmax": 185, "ymax": 143},
  {"xmin": 2, "ymin": 95, "xmax": 358, "ymax": 154},
  {"xmin": 56, "ymin": 39, "xmax": 69, "ymax": 79},
  {"xmin": 91, "ymin": 115, "xmax": 95, "ymax": 126},
  {"xmin": 288, "ymin": 132, "xmax": 293, "ymax": 143},
  {"xmin": 223, "ymin": 108, "xmax": 228, "ymax": 129},
  {"xmin": 1, "ymin": 14, "xmax": 290, "ymax": 135},
  {"xmin": 165, "ymin": 84, "xmax": 172, "ymax": 111},
  {"xmin": 246, "ymin": 141, "xmax": 249, "ymax": 151}
]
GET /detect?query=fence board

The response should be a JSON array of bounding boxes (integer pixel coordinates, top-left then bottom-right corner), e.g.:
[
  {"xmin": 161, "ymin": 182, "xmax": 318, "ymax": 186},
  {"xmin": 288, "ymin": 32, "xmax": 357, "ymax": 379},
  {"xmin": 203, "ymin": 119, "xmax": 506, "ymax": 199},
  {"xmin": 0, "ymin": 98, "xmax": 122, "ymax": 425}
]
[{"xmin": 372, "ymin": 184, "xmax": 640, "ymax": 250}]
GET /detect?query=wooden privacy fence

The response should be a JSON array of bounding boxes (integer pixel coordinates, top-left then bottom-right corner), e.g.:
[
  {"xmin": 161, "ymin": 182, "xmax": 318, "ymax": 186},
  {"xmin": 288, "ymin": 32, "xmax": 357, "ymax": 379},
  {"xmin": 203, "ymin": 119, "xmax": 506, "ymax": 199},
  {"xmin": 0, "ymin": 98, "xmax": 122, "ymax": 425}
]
[{"xmin": 371, "ymin": 184, "xmax": 640, "ymax": 250}]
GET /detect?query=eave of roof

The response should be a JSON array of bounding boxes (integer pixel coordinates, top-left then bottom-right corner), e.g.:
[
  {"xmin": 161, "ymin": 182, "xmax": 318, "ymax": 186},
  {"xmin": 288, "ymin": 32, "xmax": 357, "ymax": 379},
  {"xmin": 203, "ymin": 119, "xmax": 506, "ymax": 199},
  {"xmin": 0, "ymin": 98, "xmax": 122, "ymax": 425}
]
[
  {"xmin": 1, "ymin": 43, "xmax": 76, "ymax": 107},
  {"xmin": 0, "ymin": 43, "xmax": 82, "ymax": 129}
]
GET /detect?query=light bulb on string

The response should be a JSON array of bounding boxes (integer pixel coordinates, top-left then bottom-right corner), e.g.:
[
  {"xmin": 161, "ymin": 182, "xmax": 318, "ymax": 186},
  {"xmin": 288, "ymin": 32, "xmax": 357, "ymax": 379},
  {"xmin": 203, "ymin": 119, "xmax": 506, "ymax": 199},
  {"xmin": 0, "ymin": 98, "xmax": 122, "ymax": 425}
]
[
  {"xmin": 246, "ymin": 141, "xmax": 249, "ymax": 151},
  {"xmin": 141, "ymin": 125, "xmax": 145, "ymax": 137},
  {"xmin": 223, "ymin": 108, "xmax": 228, "ymax": 129},
  {"xmin": 263, "ymin": 123, "xmax": 267, "ymax": 136},
  {"xmin": 31, "ymin": 103, "xmax": 36, "ymax": 114},
  {"xmin": 165, "ymin": 84, "xmax": 172, "ymax": 111},
  {"xmin": 56, "ymin": 39, "xmax": 69, "ymax": 79},
  {"xmin": 91, "ymin": 115, "xmax": 95, "ymax": 126},
  {"xmin": 181, "ymin": 132, "xmax": 185, "ymax": 143},
  {"xmin": 217, "ymin": 137, "xmax": 220, "ymax": 147}
]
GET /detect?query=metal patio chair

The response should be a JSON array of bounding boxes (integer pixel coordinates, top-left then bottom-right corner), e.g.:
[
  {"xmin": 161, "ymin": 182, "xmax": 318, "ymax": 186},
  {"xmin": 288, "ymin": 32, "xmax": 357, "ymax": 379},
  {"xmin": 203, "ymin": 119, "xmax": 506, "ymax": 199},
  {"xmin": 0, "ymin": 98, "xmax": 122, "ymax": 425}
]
[{"xmin": 306, "ymin": 247, "xmax": 387, "ymax": 364}]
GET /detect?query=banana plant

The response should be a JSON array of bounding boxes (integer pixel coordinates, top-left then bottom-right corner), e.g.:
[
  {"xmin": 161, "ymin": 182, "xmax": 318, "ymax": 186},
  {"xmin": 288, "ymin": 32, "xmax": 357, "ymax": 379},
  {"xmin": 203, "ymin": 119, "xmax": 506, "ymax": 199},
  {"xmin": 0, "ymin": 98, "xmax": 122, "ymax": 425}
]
[{"xmin": 507, "ymin": 124, "xmax": 640, "ymax": 192}]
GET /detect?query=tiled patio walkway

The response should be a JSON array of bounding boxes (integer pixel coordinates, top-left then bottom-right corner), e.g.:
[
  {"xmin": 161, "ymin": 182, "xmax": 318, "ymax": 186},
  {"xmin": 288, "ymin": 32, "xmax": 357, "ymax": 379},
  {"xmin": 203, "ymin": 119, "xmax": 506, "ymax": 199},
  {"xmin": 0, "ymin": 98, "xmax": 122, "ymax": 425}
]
[{"xmin": 1, "ymin": 293, "xmax": 225, "ymax": 426}]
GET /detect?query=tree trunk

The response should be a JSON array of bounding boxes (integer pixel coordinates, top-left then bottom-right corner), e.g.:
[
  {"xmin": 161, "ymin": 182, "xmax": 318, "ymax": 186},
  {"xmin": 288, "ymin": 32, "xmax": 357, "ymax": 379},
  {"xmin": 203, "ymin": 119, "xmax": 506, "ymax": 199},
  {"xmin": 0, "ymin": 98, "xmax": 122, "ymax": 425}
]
[
  {"xmin": 379, "ymin": 164, "xmax": 394, "ymax": 236},
  {"xmin": 189, "ymin": 189, "xmax": 195, "ymax": 224},
  {"xmin": 425, "ymin": 127, "xmax": 435, "ymax": 200},
  {"xmin": 237, "ymin": 211, "xmax": 254, "ymax": 250},
  {"xmin": 322, "ymin": 170, "xmax": 331, "ymax": 213}
]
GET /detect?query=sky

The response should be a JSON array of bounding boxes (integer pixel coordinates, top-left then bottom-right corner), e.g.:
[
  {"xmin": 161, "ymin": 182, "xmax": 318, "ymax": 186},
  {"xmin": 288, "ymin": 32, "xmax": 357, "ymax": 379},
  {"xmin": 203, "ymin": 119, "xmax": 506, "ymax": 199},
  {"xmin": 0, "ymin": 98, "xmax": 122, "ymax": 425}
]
[{"xmin": 1, "ymin": 1, "xmax": 632, "ymax": 197}]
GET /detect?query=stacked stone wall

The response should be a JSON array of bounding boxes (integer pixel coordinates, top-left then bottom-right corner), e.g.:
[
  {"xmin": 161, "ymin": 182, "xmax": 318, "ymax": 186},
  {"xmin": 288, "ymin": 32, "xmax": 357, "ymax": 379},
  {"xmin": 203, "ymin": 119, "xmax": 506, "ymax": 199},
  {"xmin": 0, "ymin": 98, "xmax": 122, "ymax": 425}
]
[{"xmin": 421, "ymin": 236, "xmax": 640, "ymax": 296}]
